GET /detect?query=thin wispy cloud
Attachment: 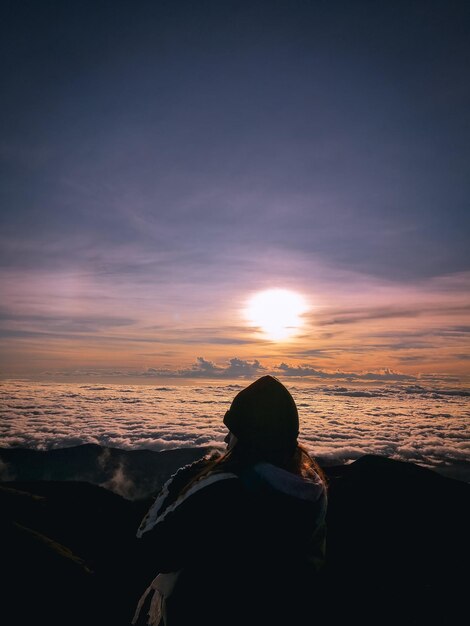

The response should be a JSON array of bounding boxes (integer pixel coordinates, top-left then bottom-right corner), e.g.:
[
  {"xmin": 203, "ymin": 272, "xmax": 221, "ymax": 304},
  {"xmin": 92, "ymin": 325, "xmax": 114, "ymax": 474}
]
[{"xmin": 311, "ymin": 304, "xmax": 470, "ymax": 327}]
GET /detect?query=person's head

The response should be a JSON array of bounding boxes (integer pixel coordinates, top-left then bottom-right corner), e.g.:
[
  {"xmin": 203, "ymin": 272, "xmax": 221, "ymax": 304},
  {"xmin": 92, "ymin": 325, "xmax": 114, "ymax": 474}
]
[
  {"xmin": 223, "ymin": 375, "xmax": 299, "ymax": 464},
  {"xmin": 182, "ymin": 375, "xmax": 324, "ymax": 489}
]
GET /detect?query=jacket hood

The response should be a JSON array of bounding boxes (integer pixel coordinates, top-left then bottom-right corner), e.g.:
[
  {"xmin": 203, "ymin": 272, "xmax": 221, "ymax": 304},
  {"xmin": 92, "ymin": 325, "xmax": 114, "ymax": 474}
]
[{"xmin": 251, "ymin": 462, "xmax": 325, "ymax": 503}]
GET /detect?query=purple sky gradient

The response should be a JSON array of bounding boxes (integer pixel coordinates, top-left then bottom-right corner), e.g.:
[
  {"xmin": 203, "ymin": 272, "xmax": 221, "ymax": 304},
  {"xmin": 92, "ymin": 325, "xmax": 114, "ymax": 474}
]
[{"xmin": 1, "ymin": 1, "xmax": 469, "ymax": 381}]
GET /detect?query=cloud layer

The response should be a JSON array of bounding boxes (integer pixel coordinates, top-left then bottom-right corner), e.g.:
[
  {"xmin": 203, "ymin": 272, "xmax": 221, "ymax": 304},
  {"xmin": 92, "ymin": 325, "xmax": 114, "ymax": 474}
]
[{"xmin": 1, "ymin": 380, "xmax": 468, "ymax": 481}]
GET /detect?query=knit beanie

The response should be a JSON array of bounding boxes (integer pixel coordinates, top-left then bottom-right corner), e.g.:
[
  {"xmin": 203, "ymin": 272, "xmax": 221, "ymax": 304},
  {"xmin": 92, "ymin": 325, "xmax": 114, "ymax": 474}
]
[{"xmin": 223, "ymin": 375, "xmax": 299, "ymax": 453}]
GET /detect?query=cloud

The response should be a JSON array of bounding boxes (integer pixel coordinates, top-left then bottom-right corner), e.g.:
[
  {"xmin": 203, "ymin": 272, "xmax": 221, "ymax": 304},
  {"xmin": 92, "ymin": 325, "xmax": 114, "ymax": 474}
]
[
  {"xmin": 37, "ymin": 356, "xmax": 464, "ymax": 385},
  {"xmin": 275, "ymin": 362, "xmax": 417, "ymax": 382},
  {"xmin": 275, "ymin": 363, "xmax": 333, "ymax": 378},
  {"xmin": 1, "ymin": 380, "xmax": 469, "ymax": 482},
  {"xmin": 388, "ymin": 342, "xmax": 437, "ymax": 351},
  {"xmin": 183, "ymin": 357, "xmax": 223, "ymax": 376},
  {"xmin": 417, "ymin": 373, "xmax": 461, "ymax": 383},
  {"xmin": 221, "ymin": 358, "xmax": 266, "ymax": 378},
  {"xmin": 142, "ymin": 358, "xmax": 417, "ymax": 382},
  {"xmin": 313, "ymin": 306, "xmax": 421, "ymax": 326},
  {"xmin": 295, "ymin": 349, "xmax": 335, "ymax": 359},
  {"xmin": 328, "ymin": 390, "xmax": 382, "ymax": 398},
  {"xmin": 430, "ymin": 389, "xmax": 470, "ymax": 397},
  {"xmin": 0, "ymin": 310, "xmax": 136, "ymax": 333},
  {"xmin": 310, "ymin": 303, "xmax": 470, "ymax": 326},
  {"xmin": 0, "ymin": 296, "xmax": 260, "ymax": 350},
  {"xmin": 39, "ymin": 369, "xmax": 129, "ymax": 378},
  {"xmin": 143, "ymin": 357, "xmax": 266, "ymax": 379},
  {"xmin": 99, "ymin": 463, "xmax": 138, "ymax": 500}
]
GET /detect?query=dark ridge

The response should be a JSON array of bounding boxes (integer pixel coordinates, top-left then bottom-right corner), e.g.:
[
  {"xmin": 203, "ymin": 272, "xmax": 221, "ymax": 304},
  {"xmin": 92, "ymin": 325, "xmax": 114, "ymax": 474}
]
[
  {"xmin": 2, "ymin": 444, "xmax": 468, "ymax": 500},
  {"xmin": 0, "ymin": 444, "xmax": 212, "ymax": 499},
  {"xmin": 1, "ymin": 449, "xmax": 469, "ymax": 625}
]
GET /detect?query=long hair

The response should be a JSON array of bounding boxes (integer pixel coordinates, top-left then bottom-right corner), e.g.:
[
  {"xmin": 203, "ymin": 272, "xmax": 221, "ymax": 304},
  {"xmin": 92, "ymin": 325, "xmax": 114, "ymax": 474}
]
[{"xmin": 180, "ymin": 441, "xmax": 327, "ymax": 497}]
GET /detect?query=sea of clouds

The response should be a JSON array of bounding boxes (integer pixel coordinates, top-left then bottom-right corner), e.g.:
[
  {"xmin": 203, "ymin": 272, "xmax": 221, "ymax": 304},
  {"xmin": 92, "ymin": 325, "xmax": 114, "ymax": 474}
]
[{"xmin": 1, "ymin": 380, "xmax": 469, "ymax": 480}]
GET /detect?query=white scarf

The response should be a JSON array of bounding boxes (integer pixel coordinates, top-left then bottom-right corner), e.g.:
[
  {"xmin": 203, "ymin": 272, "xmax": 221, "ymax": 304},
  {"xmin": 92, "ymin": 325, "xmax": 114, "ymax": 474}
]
[
  {"xmin": 132, "ymin": 571, "xmax": 179, "ymax": 626},
  {"xmin": 133, "ymin": 471, "xmax": 238, "ymax": 625}
]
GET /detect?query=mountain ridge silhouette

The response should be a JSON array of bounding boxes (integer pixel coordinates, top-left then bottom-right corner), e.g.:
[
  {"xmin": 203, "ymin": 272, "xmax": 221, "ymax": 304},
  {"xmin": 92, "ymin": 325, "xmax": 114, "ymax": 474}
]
[{"xmin": 1, "ymin": 445, "xmax": 469, "ymax": 625}]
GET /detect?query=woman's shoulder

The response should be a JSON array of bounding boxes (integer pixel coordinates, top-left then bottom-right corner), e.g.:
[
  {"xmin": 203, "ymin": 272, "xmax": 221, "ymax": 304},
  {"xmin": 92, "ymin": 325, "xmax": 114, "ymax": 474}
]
[
  {"xmin": 165, "ymin": 451, "xmax": 222, "ymax": 499},
  {"xmin": 137, "ymin": 451, "xmax": 241, "ymax": 537}
]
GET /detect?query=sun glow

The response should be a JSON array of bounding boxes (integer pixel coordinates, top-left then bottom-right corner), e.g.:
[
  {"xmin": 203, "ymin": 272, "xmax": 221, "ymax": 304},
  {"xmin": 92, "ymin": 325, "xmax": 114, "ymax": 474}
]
[{"xmin": 245, "ymin": 289, "xmax": 308, "ymax": 341}]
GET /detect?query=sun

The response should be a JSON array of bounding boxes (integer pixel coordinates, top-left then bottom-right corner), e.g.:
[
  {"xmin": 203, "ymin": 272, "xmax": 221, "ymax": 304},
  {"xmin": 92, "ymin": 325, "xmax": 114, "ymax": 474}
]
[{"xmin": 245, "ymin": 289, "xmax": 308, "ymax": 341}]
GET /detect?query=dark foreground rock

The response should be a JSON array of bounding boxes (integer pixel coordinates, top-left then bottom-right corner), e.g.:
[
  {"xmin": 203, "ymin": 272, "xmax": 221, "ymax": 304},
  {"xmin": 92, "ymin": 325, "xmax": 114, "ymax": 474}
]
[
  {"xmin": 1, "ymin": 447, "xmax": 469, "ymax": 625},
  {"xmin": 324, "ymin": 455, "xmax": 469, "ymax": 625}
]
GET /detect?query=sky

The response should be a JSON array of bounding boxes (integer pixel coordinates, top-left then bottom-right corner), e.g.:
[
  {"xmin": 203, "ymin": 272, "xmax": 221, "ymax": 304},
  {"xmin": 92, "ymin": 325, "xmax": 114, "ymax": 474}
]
[{"xmin": 1, "ymin": 0, "xmax": 469, "ymax": 383}]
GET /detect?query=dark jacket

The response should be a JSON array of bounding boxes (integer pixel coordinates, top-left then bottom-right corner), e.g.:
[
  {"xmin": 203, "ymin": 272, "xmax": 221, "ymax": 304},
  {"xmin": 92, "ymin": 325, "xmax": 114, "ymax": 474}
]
[{"xmin": 134, "ymin": 455, "xmax": 327, "ymax": 626}]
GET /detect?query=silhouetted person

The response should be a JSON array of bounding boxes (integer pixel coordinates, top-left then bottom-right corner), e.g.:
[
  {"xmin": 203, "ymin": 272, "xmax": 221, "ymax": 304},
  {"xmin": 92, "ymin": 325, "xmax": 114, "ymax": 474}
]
[{"xmin": 132, "ymin": 375, "xmax": 327, "ymax": 626}]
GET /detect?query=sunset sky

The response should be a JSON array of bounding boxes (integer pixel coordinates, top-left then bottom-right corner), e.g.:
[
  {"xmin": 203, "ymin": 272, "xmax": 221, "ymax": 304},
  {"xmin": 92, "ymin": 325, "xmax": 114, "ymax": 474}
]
[{"xmin": 1, "ymin": 1, "xmax": 469, "ymax": 383}]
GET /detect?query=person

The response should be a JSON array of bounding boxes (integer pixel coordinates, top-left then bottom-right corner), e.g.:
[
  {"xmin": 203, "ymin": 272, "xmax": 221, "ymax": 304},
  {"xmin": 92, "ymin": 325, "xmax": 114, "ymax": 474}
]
[{"xmin": 132, "ymin": 375, "xmax": 327, "ymax": 626}]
